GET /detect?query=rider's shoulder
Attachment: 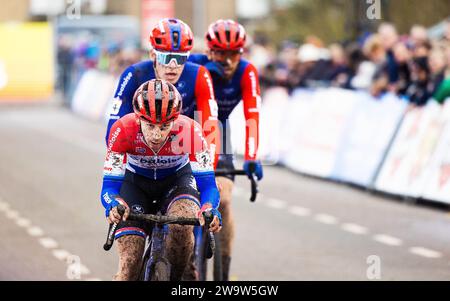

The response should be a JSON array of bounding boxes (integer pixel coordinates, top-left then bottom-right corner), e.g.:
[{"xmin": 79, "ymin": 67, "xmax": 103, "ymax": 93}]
[
  {"xmin": 120, "ymin": 60, "xmax": 154, "ymax": 78},
  {"xmin": 130, "ymin": 60, "xmax": 154, "ymax": 73},
  {"xmin": 182, "ymin": 61, "xmax": 205, "ymax": 75},
  {"xmin": 238, "ymin": 58, "xmax": 254, "ymax": 72},
  {"xmin": 115, "ymin": 113, "xmax": 139, "ymax": 132},
  {"xmin": 188, "ymin": 53, "xmax": 209, "ymax": 65}
]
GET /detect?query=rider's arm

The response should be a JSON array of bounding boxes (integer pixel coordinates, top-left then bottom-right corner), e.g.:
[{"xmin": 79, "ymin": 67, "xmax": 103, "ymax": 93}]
[
  {"xmin": 194, "ymin": 66, "xmax": 221, "ymax": 168},
  {"xmin": 240, "ymin": 63, "xmax": 261, "ymax": 161},
  {"xmin": 105, "ymin": 66, "xmax": 138, "ymax": 143},
  {"xmin": 100, "ymin": 120, "xmax": 129, "ymax": 216},
  {"xmin": 189, "ymin": 121, "xmax": 220, "ymax": 210}
]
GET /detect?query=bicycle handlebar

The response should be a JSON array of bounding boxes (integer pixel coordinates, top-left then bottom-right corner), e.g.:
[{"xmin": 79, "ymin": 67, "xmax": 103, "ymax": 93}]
[
  {"xmin": 103, "ymin": 205, "xmax": 216, "ymax": 253},
  {"xmin": 215, "ymin": 169, "xmax": 259, "ymax": 202}
]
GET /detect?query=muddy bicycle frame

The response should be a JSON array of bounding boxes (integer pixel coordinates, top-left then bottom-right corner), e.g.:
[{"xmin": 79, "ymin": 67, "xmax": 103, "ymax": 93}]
[{"xmin": 104, "ymin": 204, "xmax": 215, "ymax": 281}]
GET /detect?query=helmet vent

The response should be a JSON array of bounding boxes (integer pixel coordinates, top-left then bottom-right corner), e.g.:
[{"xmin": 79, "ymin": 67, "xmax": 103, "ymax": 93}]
[{"xmin": 172, "ymin": 31, "xmax": 179, "ymax": 48}]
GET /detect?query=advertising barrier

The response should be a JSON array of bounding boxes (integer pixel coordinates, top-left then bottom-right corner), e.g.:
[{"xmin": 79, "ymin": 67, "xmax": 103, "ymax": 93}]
[
  {"xmin": 375, "ymin": 101, "xmax": 446, "ymax": 197},
  {"xmin": 72, "ymin": 77, "xmax": 450, "ymax": 205},
  {"xmin": 282, "ymin": 88, "xmax": 359, "ymax": 178},
  {"xmin": 331, "ymin": 92, "xmax": 407, "ymax": 186},
  {"xmin": 71, "ymin": 69, "xmax": 117, "ymax": 121}
]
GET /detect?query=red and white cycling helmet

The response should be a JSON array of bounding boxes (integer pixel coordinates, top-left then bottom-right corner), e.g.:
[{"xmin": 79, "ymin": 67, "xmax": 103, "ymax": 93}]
[
  {"xmin": 133, "ymin": 79, "xmax": 182, "ymax": 124},
  {"xmin": 149, "ymin": 18, "xmax": 194, "ymax": 52},
  {"xmin": 205, "ymin": 19, "xmax": 247, "ymax": 51}
]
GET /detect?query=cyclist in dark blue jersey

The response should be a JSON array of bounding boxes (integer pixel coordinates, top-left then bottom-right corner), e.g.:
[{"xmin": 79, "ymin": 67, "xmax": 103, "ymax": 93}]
[
  {"xmin": 106, "ymin": 18, "xmax": 220, "ymax": 165},
  {"xmin": 189, "ymin": 19, "xmax": 263, "ymax": 280}
]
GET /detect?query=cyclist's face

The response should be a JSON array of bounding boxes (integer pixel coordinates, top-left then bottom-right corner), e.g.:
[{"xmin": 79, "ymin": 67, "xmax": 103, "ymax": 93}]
[
  {"xmin": 150, "ymin": 50, "xmax": 186, "ymax": 84},
  {"xmin": 208, "ymin": 49, "xmax": 242, "ymax": 79},
  {"xmin": 140, "ymin": 118, "xmax": 174, "ymax": 146}
]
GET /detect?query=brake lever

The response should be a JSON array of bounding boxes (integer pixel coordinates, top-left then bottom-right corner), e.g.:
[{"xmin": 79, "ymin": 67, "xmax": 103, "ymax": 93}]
[
  {"xmin": 249, "ymin": 173, "xmax": 258, "ymax": 202},
  {"xmin": 103, "ymin": 204, "xmax": 126, "ymax": 251},
  {"xmin": 202, "ymin": 211, "xmax": 216, "ymax": 259}
]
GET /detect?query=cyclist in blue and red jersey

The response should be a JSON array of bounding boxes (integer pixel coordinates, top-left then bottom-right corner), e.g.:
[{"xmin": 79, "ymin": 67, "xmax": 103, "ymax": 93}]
[
  {"xmin": 101, "ymin": 79, "xmax": 221, "ymax": 281},
  {"xmin": 189, "ymin": 19, "xmax": 263, "ymax": 281},
  {"xmin": 106, "ymin": 18, "xmax": 220, "ymax": 165}
]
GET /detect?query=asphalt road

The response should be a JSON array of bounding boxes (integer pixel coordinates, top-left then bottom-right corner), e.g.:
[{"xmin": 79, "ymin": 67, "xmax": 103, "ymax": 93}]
[{"xmin": 1, "ymin": 104, "xmax": 450, "ymax": 281}]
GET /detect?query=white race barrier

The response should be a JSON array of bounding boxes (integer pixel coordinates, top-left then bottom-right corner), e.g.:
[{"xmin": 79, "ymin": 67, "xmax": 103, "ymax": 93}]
[
  {"xmin": 71, "ymin": 69, "xmax": 117, "ymax": 121},
  {"xmin": 331, "ymin": 92, "xmax": 407, "ymax": 186},
  {"xmin": 282, "ymin": 88, "xmax": 359, "ymax": 177},
  {"xmin": 417, "ymin": 100, "xmax": 450, "ymax": 204},
  {"xmin": 375, "ymin": 101, "xmax": 445, "ymax": 197},
  {"xmin": 229, "ymin": 87, "xmax": 290, "ymax": 164}
]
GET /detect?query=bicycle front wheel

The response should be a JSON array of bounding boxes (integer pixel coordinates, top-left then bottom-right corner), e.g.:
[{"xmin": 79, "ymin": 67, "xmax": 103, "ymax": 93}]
[
  {"xmin": 151, "ymin": 260, "xmax": 171, "ymax": 281},
  {"xmin": 213, "ymin": 232, "xmax": 223, "ymax": 281}
]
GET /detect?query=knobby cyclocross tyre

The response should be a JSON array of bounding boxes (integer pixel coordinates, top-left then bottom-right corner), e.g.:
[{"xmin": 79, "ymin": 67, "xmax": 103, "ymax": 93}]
[
  {"xmin": 213, "ymin": 232, "xmax": 223, "ymax": 281},
  {"xmin": 139, "ymin": 257, "xmax": 148, "ymax": 281},
  {"xmin": 196, "ymin": 230, "xmax": 209, "ymax": 281},
  {"xmin": 151, "ymin": 260, "xmax": 171, "ymax": 281},
  {"xmin": 139, "ymin": 240, "xmax": 152, "ymax": 281}
]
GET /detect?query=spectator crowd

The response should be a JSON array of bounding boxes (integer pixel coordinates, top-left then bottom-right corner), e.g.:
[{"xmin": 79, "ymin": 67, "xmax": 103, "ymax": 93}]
[
  {"xmin": 56, "ymin": 19, "xmax": 450, "ymax": 108},
  {"xmin": 255, "ymin": 20, "xmax": 450, "ymax": 106}
]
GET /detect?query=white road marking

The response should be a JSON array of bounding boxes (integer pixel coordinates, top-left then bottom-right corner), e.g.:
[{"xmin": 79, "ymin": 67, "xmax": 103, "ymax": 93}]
[
  {"xmin": 314, "ymin": 213, "xmax": 338, "ymax": 225},
  {"xmin": 16, "ymin": 217, "xmax": 32, "ymax": 228},
  {"xmin": 80, "ymin": 264, "xmax": 91, "ymax": 275},
  {"xmin": 0, "ymin": 201, "xmax": 10, "ymax": 212},
  {"xmin": 5, "ymin": 210, "xmax": 19, "ymax": 219},
  {"xmin": 341, "ymin": 223, "xmax": 369, "ymax": 235},
  {"xmin": 39, "ymin": 237, "xmax": 59, "ymax": 249},
  {"xmin": 12, "ymin": 120, "xmax": 104, "ymax": 155},
  {"xmin": 265, "ymin": 198, "xmax": 287, "ymax": 209},
  {"xmin": 52, "ymin": 249, "xmax": 71, "ymax": 261},
  {"xmin": 288, "ymin": 206, "xmax": 312, "ymax": 217},
  {"xmin": 27, "ymin": 226, "xmax": 44, "ymax": 237},
  {"xmin": 409, "ymin": 247, "xmax": 442, "ymax": 259},
  {"xmin": 85, "ymin": 278, "xmax": 102, "ymax": 281},
  {"xmin": 373, "ymin": 234, "xmax": 403, "ymax": 246}
]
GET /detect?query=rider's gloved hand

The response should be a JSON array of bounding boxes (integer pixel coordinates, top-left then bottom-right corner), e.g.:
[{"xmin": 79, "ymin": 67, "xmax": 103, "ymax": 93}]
[
  {"xmin": 204, "ymin": 61, "xmax": 226, "ymax": 80},
  {"xmin": 197, "ymin": 204, "xmax": 222, "ymax": 233},
  {"xmin": 106, "ymin": 198, "xmax": 130, "ymax": 224},
  {"xmin": 243, "ymin": 160, "xmax": 263, "ymax": 181}
]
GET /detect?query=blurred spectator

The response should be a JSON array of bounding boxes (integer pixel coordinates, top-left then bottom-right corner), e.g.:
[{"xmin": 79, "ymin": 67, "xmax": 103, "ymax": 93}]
[
  {"xmin": 409, "ymin": 25, "xmax": 429, "ymax": 48},
  {"xmin": 392, "ymin": 42, "xmax": 412, "ymax": 95},
  {"xmin": 352, "ymin": 34, "xmax": 389, "ymax": 95},
  {"xmin": 326, "ymin": 43, "xmax": 352, "ymax": 88},
  {"xmin": 413, "ymin": 40, "xmax": 432, "ymax": 58},
  {"xmin": 295, "ymin": 43, "xmax": 322, "ymax": 88},
  {"xmin": 377, "ymin": 23, "xmax": 400, "ymax": 86},
  {"xmin": 56, "ymin": 35, "xmax": 74, "ymax": 103},
  {"xmin": 56, "ymin": 34, "xmax": 142, "ymax": 105},
  {"xmin": 259, "ymin": 40, "xmax": 298, "ymax": 89},
  {"xmin": 405, "ymin": 56, "xmax": 431, "ymax": 106},
  {"xmin": 430, "ymin": 47, "xmax": 450, "ymax": 104}
]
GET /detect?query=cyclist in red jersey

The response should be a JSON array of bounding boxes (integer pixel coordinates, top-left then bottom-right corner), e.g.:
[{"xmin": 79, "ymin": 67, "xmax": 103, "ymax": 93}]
[{"xmin": 101, "ymin": 79, "xmax": 221, "ymax": 280}]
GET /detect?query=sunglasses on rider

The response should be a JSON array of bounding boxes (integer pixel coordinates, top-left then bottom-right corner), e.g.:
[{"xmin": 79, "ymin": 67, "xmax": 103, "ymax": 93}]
[{"xmin": 154, "ymin": 50, "xmax": 190, "ymax": 67}]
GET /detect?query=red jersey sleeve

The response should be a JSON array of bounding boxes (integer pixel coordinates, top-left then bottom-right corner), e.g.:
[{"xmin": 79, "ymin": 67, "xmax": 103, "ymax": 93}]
[
  {"xmin": 240, "ymin": 63, "xmax": 261, "ymax": 160},
  {"xmin": 194, "ymin": 66, "xmax": 220, "ymax": 168},
  {"xmin": 103, "ymin": 119, "xmax": 129, "ymax": 179},
  {"xmin": 188, "ymin": 119, "xmax": 215, "ymax": 174}
]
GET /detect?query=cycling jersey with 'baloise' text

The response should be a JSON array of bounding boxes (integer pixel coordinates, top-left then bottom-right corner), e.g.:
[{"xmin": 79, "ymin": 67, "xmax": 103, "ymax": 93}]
[{"xmin": 100, "ymin": 113, "xmax": 220, "ymax": 214}]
